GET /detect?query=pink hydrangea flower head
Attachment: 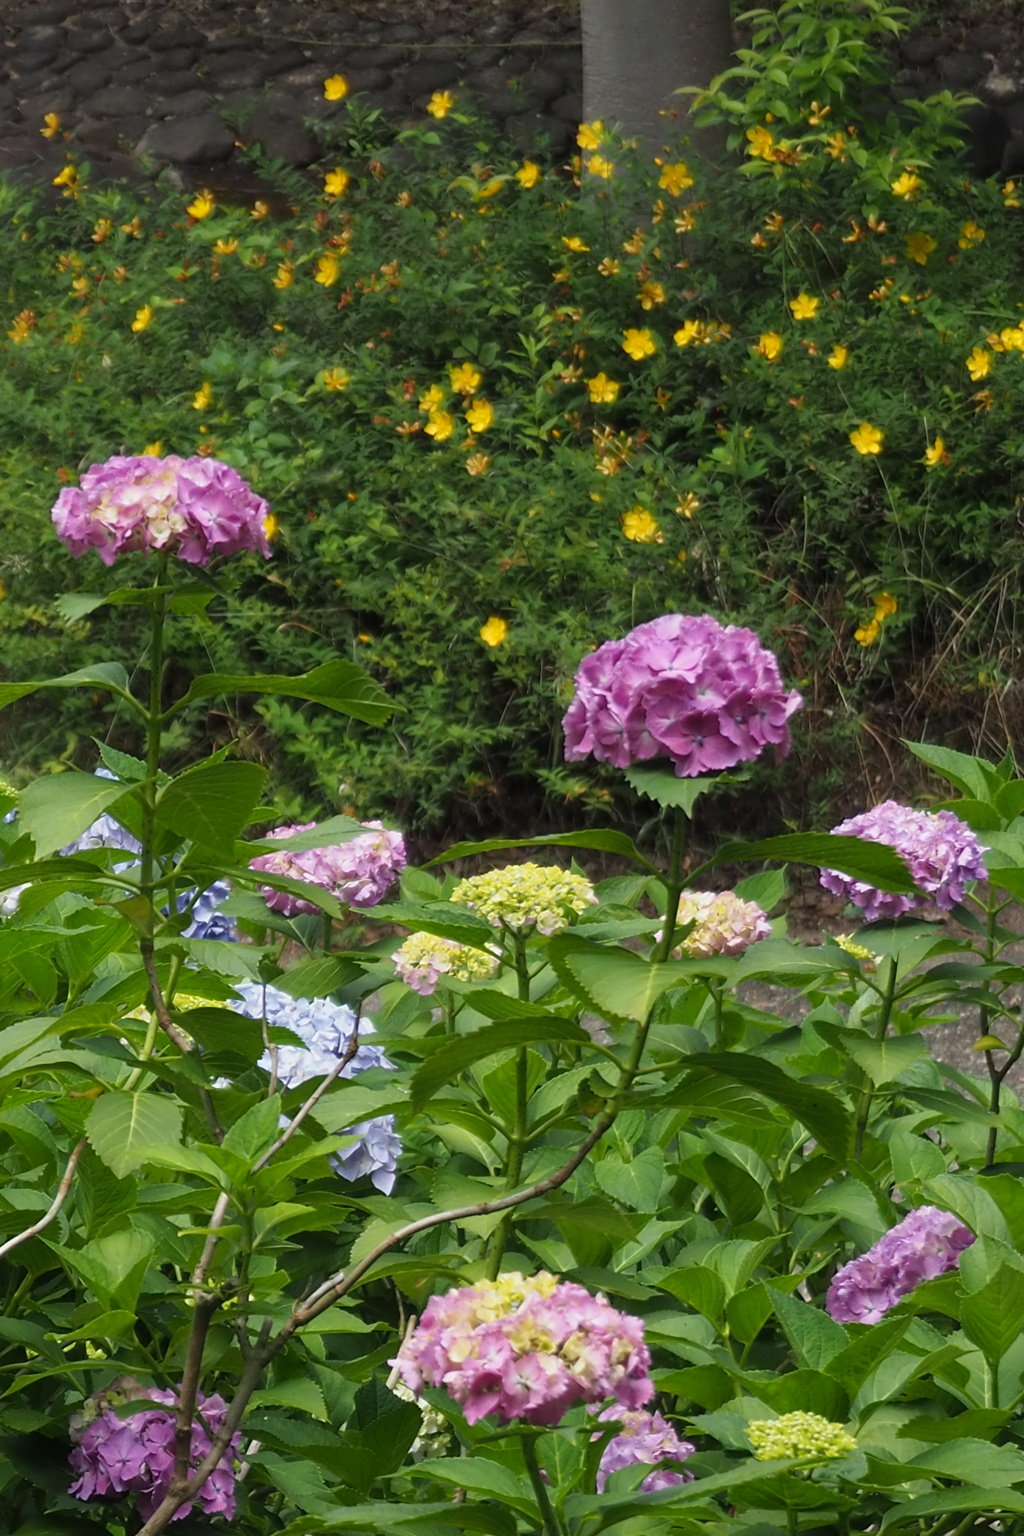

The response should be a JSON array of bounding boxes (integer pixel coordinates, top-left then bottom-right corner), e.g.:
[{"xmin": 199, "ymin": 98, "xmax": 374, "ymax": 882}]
[
  {"xmin": 563, "ymin": 613, "xmax": 802, "ymax": 777},
  {"xmin": 392, "ymin": 932, "xmax": 500, "ymax": 994},
  {"xmin": 250, "ymin": 819, "xmax": 406, "ymax": 915},
  {"xmin": 595, "ymin": 1407, "xmax": 694, "ymax": 1492},
  {"xmin": 393, "ymin": 1271, "xmax": 653, "ymax": 1426},
  {"xmin": 69, "ymin": 1377, "xmax": 240, "ymax": 1521},
  {"xmin": 820, "ymin": 800, "xmax": 987, "ymax": 921},
  {"xmin": 826, "ymin": 1205, "xmax": 974, "ymax": 1324},
  {"xmin": 52, "ymin": 454, "xmax": 272, "ymax": 567},
  {"xmin": 673, "ymin": 890, "xmax": 771, "ymax": 957}
]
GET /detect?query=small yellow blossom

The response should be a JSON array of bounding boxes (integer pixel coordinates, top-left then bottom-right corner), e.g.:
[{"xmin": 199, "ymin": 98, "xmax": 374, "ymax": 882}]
[
  {"xmin": 622, "ymin": 228, "xmax": 646, "ymax": 254},
  {"xmin": 850, "ymin": 422, "xmax": 884, "ymax": 456},
  {"xmin": 789, "ymin": 292, "xmax": 820, "ymax": 320},
  {"xmin": 562, "ymin": 236, "xmax": 590, "ymax": 252},
  {"xmin": 622, "ymin": 507, "xmax": 663, "ymax": 543},
  {"xmin": 52, "ymin": 163, "xmax": 82, "ymax": 198},
  {"xmin": 824, "ymin": 131, "xmax": 848, "ymax": 159},
  {"xmin": 6, "ymin": 309, "xmax": 36, "ymax": 344},
  {"xmin": 273, "ymin": 261, "xmax": 294, "ymax": 289},
  {"xmin": 597, "ymin": 257, "xmax": 621, "ymax": 277},
  {"xmin": 577, "ymin": 121, "xmax": 604, "ymax": 151},
  {"xmin": 70, "ymin": 275, "xmax": 89, "ymax": 298},
  {"xmin": 966, "ymin": 346, "xmax": 991, "ymax": 381},
  {"xmin": 622, "ymin": 327, "xmax": 657, "ymax": 360},
  {"xmin": 587, "ymin": 372, "xmax": 620, "ymax": 404},
  {"xmin": 314, "ymin": 253, "xmax": 340, "ymax": 287},
  {"xmin": 891, "ymin": 170, "xmax": 923, "ymax": 199},
  {"xmin": 674, "ymin": 319, "xmax": 703, "ymax": 347},
  {"xmin": 923, "ymin": 436, "xmax": 949, "ymax": 468},
  {"xmin": 855, "ymin": 617, "xmax": 881, "ymax": 646},
  {"xmin": 264, "ymin": 513, "xmax": 281, "ymax": 541},
  {"xmin": 835, "ymin": 933, "xmax": 877, "ymax": 961},
  {"xmin": 465, "ymin": 398, "xmax": 493, "ymax": 433},
  {"xmin": 466, "ymin": 453, "xmax": 490, "ymax": 476},
  {"xmin": 904, "ymin": 231, "xmax": 936, "ymax": 265},
  {"xmin": 40, "ymin": 112, "xmax": 61, "ymax": 139},
  {"xmin": 638, "ymin": 280, "xmax": 666, "ymax": 309},
  {"xmin": 516, "ymin": 160, "xmax": 541, "ymax": 189},
  {"xmin": 959, "ymin": 220, "xmax": 986, "ymax": 249},
  {"xmin": 192, "ymin": 381, "xmax": 212, "ymax": 411},
  {"xmin": 322, "ymin": 367, "xmax": 351, "ymax": 391},
  {"xmin": 827, "ymin": 344, "xmax": 849, "ymax": 369},
  {"xmin": 1003, "ymin": 179, "xmax": 1020, "ymax": 208},
  {"xmin": 587, "ymin": 154, "xmax": 615, "ymax": 180},
  {"xmin": 675, "ymin": 492, "xmax": 701, "ymax": 518},
  {"xmin": 479, "ymin": 615, "xmax": 509, "ymax": 646},
  {"xmin": 324, "ymin": 167, "xmax": 350, "ymax": 198},
  {"xmin": 657, "ymin": 160, "xmax": 694, "ymax": 196},
  {"xmin": 323, "ymin": 74, "xmax": 348, "ymax": 101},
  {"xmin": 874, "ymin": 593, "xmax": 898, "ymax": 620},
  {"xmin": 142, "ymin": 441, "xmax": 163, "ymax": 457},
  {"xmin": 121, "ymin": 216, "xmax": 143, "ymax": 238},
  {"xmin": 131, "ymin": 304, "xmax": 154, "ymax": 333},
  {"xmin": 425, "ymin": 409, "xmax": 455, "ymax": 441},
  {"xmin": 748, "ymin": 1413, "xmax": 856, "ymax": 1463},
  {"xmin": 450, "ymin": 362, "xmax": 482, "ymax": 394},
  {"xmin": 675, "ymin": 207, "xmax": 699, "ymax": 234},
  {"xmin": 756, "ymin": 331, "xmax": 783, "ymax": 362},
  {"xmin": 213, "ymin": 237, "xmax": 238, "ymax": 255},
  {"xmin": 187, "ymin": 190, "xmax": 215, "ymax": 219},
  {"xmin": 419, "ymin": 384, "xmax": 445, "ymax": 412},
  {"xmin": 251, "ymin": 200, "xmax": 270, "ymax": 220},
  {"xmin": 746, "ymin": 124, "xmax": 777, "ymax": 160},
  {"xmin": 426, "ymin": 90, "xmax": 455, "ymax": 119}
]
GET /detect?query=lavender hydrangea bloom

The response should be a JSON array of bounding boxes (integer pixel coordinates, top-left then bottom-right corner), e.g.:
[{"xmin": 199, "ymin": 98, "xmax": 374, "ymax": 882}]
[
  {"xmin": 52, "ymin": 454, "xmax": 271, "ymax": 567},
  {"xmin": 69, "ymin": 1377, "xmax": 240, "ymax": 1521},
  {"xmin": 827, "ymin": 1205, "xmax": 974, "ymax": 1324},
  {"xmin": 250, "ymin": 819, "xmax": 406, "ymax": 916},
  {"xmin": 820, "ymin": 800, "xmax": 987, "ymax": 921},
  {"xmin": 179, "ymin": 879, "xmax": 236, "ymax": 941},
  {"xmin": 230, "ymin": 982, "xmax": 401, "ymax": 1193},
  {"xmin": 563, "ymin": 614, "xmax": 802, "ymax": 778},
  {"xmin": 595, "ymin": 1407, "xmax": 694, "ymax": 1493},
  {"xmin": 394, "ymin": 1271, "xmax": 653, "ymax": 1427}
]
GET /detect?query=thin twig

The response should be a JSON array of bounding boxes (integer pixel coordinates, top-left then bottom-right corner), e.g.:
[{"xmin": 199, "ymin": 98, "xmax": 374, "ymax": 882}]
[
  {"xmin": 191, "ymin": 1191, "xmax": 232, "ymax": 1290},
  {"xmin": 0, "ymin": 1138, "xmax": 87, "ymax": 1261},
  {"xmin": 140, "ymin": 941, "xmax": 194, "ymax": 1054},
  {"xmin": 251, "ymin": 1018, "xmax": 363, "ymax": 1175}
]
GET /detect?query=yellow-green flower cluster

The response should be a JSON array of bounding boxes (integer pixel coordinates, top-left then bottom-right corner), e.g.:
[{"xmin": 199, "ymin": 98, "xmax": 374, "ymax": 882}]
[
  {"xmin": 392, "ymin": 930, "xmax": 499, "ymax": 995},
  {"xmin": 451, "ymin": 862, "xmax": 597, "ymax": 935},
  {"xmin": 747, "ymin": 1412, "xmax": 857, "ymax": 1462}
]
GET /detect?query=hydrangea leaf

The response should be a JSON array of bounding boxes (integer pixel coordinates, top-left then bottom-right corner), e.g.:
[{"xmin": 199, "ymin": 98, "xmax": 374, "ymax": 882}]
[
  {"xmin": 17, "ymin": 773, "xmax": 136, "ymax": 860},
  {"xmin": 703, "ymin": 833, "xmax": 916, "ymax": 893},
  {"xmin": 171, "ymin": 659, "xmax": 394, "ymax": 725},
  {"xmin": 85, "ymin": 1090, "xmax": 183, "ymax": 1180},
  {"xmin": 410, "ymin": 1018, "xmax": 590, "ymax": 1111}
]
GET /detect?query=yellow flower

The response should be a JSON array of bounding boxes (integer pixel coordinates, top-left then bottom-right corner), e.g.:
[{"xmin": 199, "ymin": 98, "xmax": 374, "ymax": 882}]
[
  {"xmin": 131, "ymin": 304, "xmax": 154, "ymax": 333},
  {"xmin": 192, "ymin": 381, "xmax": 212, "ymax": 410},
  {"xmin": 587, "ymin": 154, "xmax": 615, "ymax": 180},
  {"xmin": 891, "ymin": 170, "xmax": 923, "ymax": 199},
  {"xmin": 674, "ymin": 319, "xmax": 702, "ymax": 347},
  {"xmin": 873, "ymin": 592, "xmax": 898, "ymax": 619},
  {"xmin": 638, "ymin": 280, "xmax": 666, "ymax": 310},
  {"xmin": 121, "ymin": 216, "xmax": 143, "ymax": 238},
  {"xmin": 756, "ymin": 331, "xmax": 783, "ymax": 361},
  {"xmin": 675, "ymin": 208, "xmax": 699, "ymax": 234},
  {"xmin": 577, "ymin": 121, "xmax": 604, "ymax": 151},
  {"xmin": 923, "ymin": 436, "xmax": 949, "ymax": 468},
  {"xmin": 966, "ymin": 346, "xmax": 991, "ymax": 380},
  {"xmin": 324, "ymin": 167, "xmax": 350, "ymax": 198},
  {"xmin": 959, "ymin": 220, "xmax": 986, "ymax": 249},
  {"xmin": 187, "ymin": 190, "xmax": 215, "ymax": 219},
  {"xmin": 419, "ymin": 384, "xmax": 445, "ymax": 412},
  {"xmin": 746, "ymin": 124, "xmax": 777, "ymax": 160},
  {"xmin": 622, "ymin": 327, "xmax": 657, "ymax": 360},
  {"xmin": 466, "ymin": 453, "xmax": 491, "ymax": 476},
  {"xmin": 6, "ymin": 309, "xmax": 36, "ymax": 344},
  {"xmin": 587, "ymin": 372, "xmax": 620, "ymax": 404},
  {"xmin": 323, "ymin": 74, "xmax": 348, "ymax": 101},
  {"xmin": 597, "ymin": 257, "xmax": 621, "ymax": 276},
  {"xmin": 675, "ymin": 491, "xmax": 701, "ymax": 518},
  {"xmin": 824, "ymin": 131, "xmax": 848, "ymax": 159},
  {"xmin": 657, "ymin": 160, "xmax": 694, "ymax": 196},
  {"xmin": 855, "ymin": 618, "xmax": 881, "ymax": 646},
  {"xmin": 621, "ymin": 507, "xmax": 663, "ymax": 543},
  {"xmin": 450, "ymin": 362, "xmax": 482, "ymax": 394},
  {"xmin": 904, "ymin": 231, "xmax": 936, "ymax": 265},
  {"xmin": 479, "ymin": 615, "xmax": 509, "ymax": 646},
  {"xmin": 322, "ymin": 367, "xmax": 351, "ymax": 391},
  {"xmin": 425, "ymin": 409, "xmax": 454, "ymax": 441},
  {"xmin": 273, "ymin": 262, "xmax": 294, "ymax": 289},
  {"xmin": 263, "ymin": 513, "xmax": 281, "ymax": 541},
  {"xmin": 827, "ymin": 344, "xmax": 849, "ymax": 369},
  {"xmin": 1003, "ymin": 179, "xmax": 1020, "ymax": 208},
  {"xmin": 142, "ymin": 441, "xmax": 162, "ymax": 457},
  {"xmin": 52, "ymin": 163, "xmax": 82, "ymax": 197},
  {"xmin": 789, "ymin": 292, "xmax": 820, "ymax": 320},
  {"xmin": 850, "ymin": 422, "xmax": 884, "ymax": 455},
  {"xmin": 562, "ymin": 236, "xmax": 590, "ymax": 252},
  {"xmin": 251, "ymin": 200, "xmax": 270, "ymax": 220},
  {"xmin": 214, "ymin": 237, "xmax": 238, "ymax": 255},
  {"xmin": 41, "ymin": 112, "xmax": 61, "ymax": 139},
  {"xmin": 426, "ymin": 90, "xmax": 455, "ymax": 119},
  {"xmin": 314, "ymin": 253, "xmax": 340, "ymax": 287},
  {"xmin": 465, "ymin": 398, "xmax": 493, "ymax": 433},
  {"xmin": 516, "ymin": 160, "xmax": 541, "ymax": 189}
]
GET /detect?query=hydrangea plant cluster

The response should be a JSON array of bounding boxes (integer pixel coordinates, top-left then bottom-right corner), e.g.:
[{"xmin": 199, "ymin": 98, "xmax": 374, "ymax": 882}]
[
  {"xmin": 51, "ymin": 454, "xmax": 271, "ymax": 566},
  {"xmin": 394, "ymin": 1272, "xmax": 652, "ymax": 1425},
  {"xmin": 69, "ymin": 1377, "xmax": 240, "ymax": 1521},
  {"xmin": 391, "ymin": 931, "xmax": 500, "ymax": 995},
  {"xmin": 747, "ymin": 1412, "xmax": 857, "ymax": 1461},
  {"xmin": 595, "ymin": 1407, "xmax": 694, "ymax": 1492},
  {"xmin": 820, "ymin": 801, "xmax": 987, "ymax": 921},
  {"xmin": 827, "ymin": 1205, "xmax": 975, "ymax": 1324},
  {"xmin": 450, "ymin": 863, "xmax": 596, "ymax": 935},
  {"xmin": 562, "ymin": 614, "xmax": 803, "ymax": 777},
  {"xmin": 229, "ymin": 982, "xmax": 401, "ymax": 1193},
  {"xmin": 673, "ymin": 889, "xmax": 771, "ymax": 957},
  {"xmin": 250, "ymin": 820, "xmax": 406, "ymax": 915}
]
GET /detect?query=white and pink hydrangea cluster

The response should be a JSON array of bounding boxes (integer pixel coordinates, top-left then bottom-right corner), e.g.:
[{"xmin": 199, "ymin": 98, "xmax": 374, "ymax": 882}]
[
  {"xmin": 52, "ymin": 454, "xmax": 271, "ymax": 567},
  {"xmin": 820, "ymin": 800, "xmax": 986, "ymax": 922},
  {"xmin": 393, "ymin": 1272, "xmax": 653, "ymax": 1426},
  {"xmin": 595, "ymin": 1406, "xmax": 694, "ymax": 1492},
  {"xmin": 69, "ymin": 1376, "xmax": 239, "ymax": 1521},
  {"xmin": 673, "ymin": 890, "xmax": 771, "ymax": 958},
  {"xmin": 563, "ymin": 613, "xmax": 802, "ymax": 778},
  {"xmin": 392, "ymin": 931, "xmax": 500, "ymax": 995},
  {"xmin": 826, "ymin": 1205, "xmax": 974, "ymax": 1324},
  {"xmin": 250, "ymin": 820, "xmax": 406, "ymax": 915}
]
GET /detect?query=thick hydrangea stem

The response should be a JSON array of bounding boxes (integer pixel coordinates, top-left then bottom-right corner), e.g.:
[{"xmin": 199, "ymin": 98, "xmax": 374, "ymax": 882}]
[
  {"xmin": 656, "ymin": 810, "xmax": 687, "ymax": 964},
  {"xmin": 520, "ymin": 1434, "xmax": 564, "ymax": 1536},
  {"xmin": 486, "ymin": 932, "xmax": 532, "ymax": 1278},
  {"xmin": 854, "ymin": 956, "xmax": 899, "ymax": 1159}
]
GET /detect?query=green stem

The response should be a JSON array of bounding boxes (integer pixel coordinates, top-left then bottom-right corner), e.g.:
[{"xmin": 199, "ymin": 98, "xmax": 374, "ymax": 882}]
[
  {"xmin": 982, "ymin": 887, "xmax": 1016, "ymax": 1170},
  {"xmin": 486, "ymin": 935, "xmax": 532, "ymax": 1278},
  {"xmin": 711, "ymin": 980, "xmax": 725, "ymax": 1049},
  {"xmin": 139, "ymin": 561, "xmax": 168, "ymax": 939},
  {"xmin": 854, "ymin": 954, "xmax": 898, "ymax": 1160},
  {"xmin": 520, "ymin": 1434, "xmax": 563, "ymax": 1536},
  {"xmin": 656, "ymin": 808, "xmax": 687, "ymax": 964}
]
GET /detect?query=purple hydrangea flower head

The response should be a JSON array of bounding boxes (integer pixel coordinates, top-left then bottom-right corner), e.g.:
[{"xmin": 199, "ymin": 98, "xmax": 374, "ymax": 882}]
[
  {"xmin": 250, "ymin": 819, "xmax": 406, "ymax": 916},
  {"xmin": 52, "ymin": 454, "xmax": 271, "ymax": 567},
  {"xmin": 179, "ymin": 879, "xmax": 237, "ymax": 941},
  {"xmin": 393, "ymin": 1272, "xmax": 653, "ymax": 1427},
  {"xmin": 827, "ymin": 1205, "xmax": 974, "ymax": 1324},
  {"xmin": 69, "ymin": 1376, "xmax": 240, "ymax": 1521},
  {"xmin": 595, "ymin": 1407, "xmax": 694, "ymax": 1493},
  {"xmin": 820, "ymin": 800, "xmax": 987, "ymax": 922},
  {"xmin": 563, "ymin": 613, "xmax": 802, "ymax": 777},
  {"xmin": 230, "ymin": 981, "xmax": 401, "ymax": 1193},
  {"xmin": 672, "ymin": 890, "xmax": 771, "ymax": 957}
]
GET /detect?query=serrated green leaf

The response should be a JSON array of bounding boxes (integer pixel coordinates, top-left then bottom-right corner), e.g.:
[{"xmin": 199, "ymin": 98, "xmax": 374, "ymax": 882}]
[
  {"xmin": 372, "ymin": 900, "xmax": 497, "ymax": 950},
  {"xmin": 426, "ymin": 830, "xmax": 658, "ymax": 872},
  {"xmin": 275, "ymin": 955, "xmax": 366, "ymax": 999},
  {"xmin": 623, "ymin": 766, "xmax": 718, "ymax": 814},
  {"xmin": 410, "ymin": 1019, "xmax": 590, "ymax": 1111},
  {"xmin": 844, "ymin": 1034, "xmax": 925, "ymax": 1085},
  {"xmin": 0, "ymin": 661, "xmax": 131, "ymax": 713},
  {"xmin": 156, "ymin": 760, "xmax": 266, "ymax": 858},
  {"xmin": 17, "ymin": 773, "xmax": 136, "ymax": 859},
  {"xmin": 768, "ymin": 1286, "xmax": 847, "ymax": 1370},
  {"xmin": 686, "ymin": 1053, "xmax": 853, "ymax": 1161},
  {"xmin": 704, "ymin": 833, "xmax": 916, "ymax": 893},
  {"xmin": 547, "ymin": 933, "xmax": 714, "ymax": 1023},
  {"xmin": 85, "ymin": 1091, "xmax": 183, "ymax": 1179},
  {"xmin": 960, "ymin": 1264, "xmax": 1024, "ymax": 1363},
  {"xmin": 902, "ymin": 740, "xmax": 996, "ymax": 800},
  {"xmin": 171, "ymin": 660, "xmax": 394, "ymax": 725},
  {"xmin": 594, "ymin": 1147, "xmax": 665, "ymax": 1212}
]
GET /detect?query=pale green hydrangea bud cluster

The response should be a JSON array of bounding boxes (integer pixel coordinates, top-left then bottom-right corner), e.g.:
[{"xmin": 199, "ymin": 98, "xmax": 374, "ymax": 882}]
[
  {"xmin": 451, "ymin": 862, "xmax": 597, "ymax": 935},
  {"xmin": 671, "ymin": 889, "xmax": 770, "ymax": 958},
  {"xmin": 392, "ymin": 931, "xmax": 500, "ymax": 995},
  {"xmin": 747, "ymin": 1412, "xmax": 857, "ymax": 1462}
]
